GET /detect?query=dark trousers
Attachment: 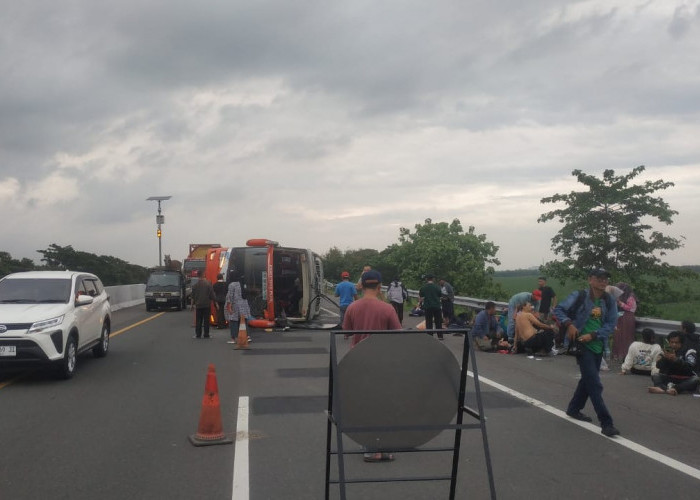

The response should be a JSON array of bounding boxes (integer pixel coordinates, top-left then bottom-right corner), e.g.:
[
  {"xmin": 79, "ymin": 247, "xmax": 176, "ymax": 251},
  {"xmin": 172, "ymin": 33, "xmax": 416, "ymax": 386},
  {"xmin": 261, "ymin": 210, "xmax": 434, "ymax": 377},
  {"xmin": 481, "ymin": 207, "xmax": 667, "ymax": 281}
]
[
  {"xmin": 567, "ymin": 348, "xmax": 613, "ymax": 427},
  {"xmin": 651, "ymin": 373, "xmax": 700, "ymax": 393},
  {"xmin": 520, "ymin": 330, "xmax": 554, "ymax": 353},
  {"xmin": 195, "ymin": 307, "xmax": 211, "ymax": 337},
  {"xmin": 425, "ymin": 307, "xmax": 443, "ymax": 339},
  {"xmin": 390, "ymin": 301, "xmax": 404, "ymax": 323},
  {"xmin": 216, "ymin": 301, "xmax": 226, "ymax": 328},
  {"xmin": 441, "ymin": 300, "xmax": 454, "ymax": 324}
]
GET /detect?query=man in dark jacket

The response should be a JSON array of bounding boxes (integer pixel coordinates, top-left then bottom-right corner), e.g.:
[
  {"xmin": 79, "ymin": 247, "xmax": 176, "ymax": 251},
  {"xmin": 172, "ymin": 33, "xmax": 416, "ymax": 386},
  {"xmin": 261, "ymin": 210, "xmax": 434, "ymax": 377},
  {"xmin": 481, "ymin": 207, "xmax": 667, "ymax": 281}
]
[
  {"xmin": 191, "ymin": 275, "xmax": 216, "ymax": 339},
  {"xmin": 419, "ymin": 274, "xmax": 443, "ymax": 340},
  {"xmin": 649, "ymin": 331, "xmax": 699, "ymax": 395},
  {"xmin": 213, "ymin": 273, "xmax": 228, "ymax": 329}
]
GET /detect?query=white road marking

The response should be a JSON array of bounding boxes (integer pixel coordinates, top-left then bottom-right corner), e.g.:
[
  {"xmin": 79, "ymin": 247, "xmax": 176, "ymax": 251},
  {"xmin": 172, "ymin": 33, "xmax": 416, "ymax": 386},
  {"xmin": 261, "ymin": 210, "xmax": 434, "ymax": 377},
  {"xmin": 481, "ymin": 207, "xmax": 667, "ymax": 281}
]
[
  {"xmin": 470, "ymin": 372, "xmax": 700, "ymax": 481},
  {"xmin": 232, "ymin": 396, "xmax": 250, "ymax": 500},
  {"xmin": 321, "ymin": 306, "xmax": 338, "ymax": 317}
]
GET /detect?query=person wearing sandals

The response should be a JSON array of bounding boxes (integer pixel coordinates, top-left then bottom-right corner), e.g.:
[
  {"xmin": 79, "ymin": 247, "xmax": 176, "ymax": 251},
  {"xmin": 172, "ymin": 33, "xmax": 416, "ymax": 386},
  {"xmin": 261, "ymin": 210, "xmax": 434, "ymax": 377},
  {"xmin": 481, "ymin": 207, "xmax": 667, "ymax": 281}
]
[
  {"xmin": 342, "ymin": 269, "xmax": 402, "ymax": 462},
  {"xmin": 648, "ymin": 331, "xmax": 699, "ymax": 395},
  {"xmin": 224, "ymin": 270, "xmax": 251, "ymax": 345}
]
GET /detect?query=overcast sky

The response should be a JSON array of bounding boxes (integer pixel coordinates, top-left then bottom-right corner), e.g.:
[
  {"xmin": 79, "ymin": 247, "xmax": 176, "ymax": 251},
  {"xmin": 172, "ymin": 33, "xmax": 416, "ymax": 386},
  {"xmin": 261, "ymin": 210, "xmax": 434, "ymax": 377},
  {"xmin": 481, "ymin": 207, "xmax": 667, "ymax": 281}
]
[{"xmin": 2, "ymin": 1, "xmax": 699, "ymax": 272}]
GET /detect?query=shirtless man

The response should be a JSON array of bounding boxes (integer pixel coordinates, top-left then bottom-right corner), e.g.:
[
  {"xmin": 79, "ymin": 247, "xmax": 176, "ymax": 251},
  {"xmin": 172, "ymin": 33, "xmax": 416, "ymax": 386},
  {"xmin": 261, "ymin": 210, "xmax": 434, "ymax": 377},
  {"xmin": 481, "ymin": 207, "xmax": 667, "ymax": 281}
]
[{"xmin": 513, "ymin": 302, "xmax": 555, "ymax": 355}]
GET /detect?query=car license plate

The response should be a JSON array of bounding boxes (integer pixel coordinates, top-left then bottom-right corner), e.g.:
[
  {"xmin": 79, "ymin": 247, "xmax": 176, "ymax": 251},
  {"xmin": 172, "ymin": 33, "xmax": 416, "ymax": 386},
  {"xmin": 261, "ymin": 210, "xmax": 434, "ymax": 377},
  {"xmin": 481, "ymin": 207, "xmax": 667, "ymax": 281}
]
[
  {"xmin": 0, "ymin": 345, "xmax": 16, "ymax": 357},
  {"xmin": 156, "ymin": 298, "xmax": 167, "ymax": 302}
]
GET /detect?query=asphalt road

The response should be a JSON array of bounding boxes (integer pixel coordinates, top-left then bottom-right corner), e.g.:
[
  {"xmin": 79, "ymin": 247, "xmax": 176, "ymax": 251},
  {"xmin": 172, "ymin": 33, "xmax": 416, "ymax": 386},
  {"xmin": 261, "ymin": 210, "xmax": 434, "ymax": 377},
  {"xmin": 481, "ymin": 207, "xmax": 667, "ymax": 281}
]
[{"xmin": 1, "ymin": 305, "xmax": 699, "ymax": 500}]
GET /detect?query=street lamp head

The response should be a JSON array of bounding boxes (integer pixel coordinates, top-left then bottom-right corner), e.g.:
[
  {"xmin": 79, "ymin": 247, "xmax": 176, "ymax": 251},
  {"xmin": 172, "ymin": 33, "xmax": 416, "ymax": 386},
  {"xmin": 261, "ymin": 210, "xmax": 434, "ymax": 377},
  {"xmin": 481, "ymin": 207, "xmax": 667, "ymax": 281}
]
[{"xmin": 147, "ymin": 196, "xmax": 172, "ymax": 201}]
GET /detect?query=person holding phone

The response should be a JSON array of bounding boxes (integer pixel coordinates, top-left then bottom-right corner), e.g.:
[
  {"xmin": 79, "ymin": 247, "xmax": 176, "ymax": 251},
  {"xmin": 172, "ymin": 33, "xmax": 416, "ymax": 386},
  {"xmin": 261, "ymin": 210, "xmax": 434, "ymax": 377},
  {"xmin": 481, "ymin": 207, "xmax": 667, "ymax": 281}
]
[{"xmin": 649, "ymin": 331, "xmax": 699, "ymax": 395}]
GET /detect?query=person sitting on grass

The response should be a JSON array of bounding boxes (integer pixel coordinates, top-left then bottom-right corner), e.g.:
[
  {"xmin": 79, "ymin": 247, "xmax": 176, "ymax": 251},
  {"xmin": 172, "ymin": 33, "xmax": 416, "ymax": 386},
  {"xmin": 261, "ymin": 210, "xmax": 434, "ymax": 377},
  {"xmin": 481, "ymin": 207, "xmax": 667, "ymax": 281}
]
[
  {"xmin": 512, "ymin": 302, "xmax": 556, "ymax": 355},
  {"xmin": 648, "ymin": 331, "xmax": 699, "ymax": 395},
  {"xmin": 620, "ymin": 328, "xmax": 662, "ymax": 376}
]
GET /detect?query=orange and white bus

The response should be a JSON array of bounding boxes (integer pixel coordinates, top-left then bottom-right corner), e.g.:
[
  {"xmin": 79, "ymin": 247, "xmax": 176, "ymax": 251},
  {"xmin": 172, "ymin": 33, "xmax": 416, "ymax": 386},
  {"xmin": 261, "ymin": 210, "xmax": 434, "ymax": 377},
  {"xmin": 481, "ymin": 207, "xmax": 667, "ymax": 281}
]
[{"xmin": 204, "ymin": 239, "xmax": 323, "ymax": 328}]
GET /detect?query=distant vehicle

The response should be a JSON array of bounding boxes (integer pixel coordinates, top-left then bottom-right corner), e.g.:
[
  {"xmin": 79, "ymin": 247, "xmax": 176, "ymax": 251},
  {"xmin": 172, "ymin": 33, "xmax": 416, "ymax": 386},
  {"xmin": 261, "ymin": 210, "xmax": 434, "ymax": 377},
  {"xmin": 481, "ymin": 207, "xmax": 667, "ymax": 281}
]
[
  {"xmin": 145, "ymin": 269, "xmax": 186, "ymax": 311},
  {"xmin": 207, "ymin": 239, "xmax": 323, "ymax": 328},
  {"xmin": 0, "ymin": 270, "xmax": 112, "ymax": 379},
  {"xmin": 183, "ymin": 243, "xmax": 221, "ymax": 280}
]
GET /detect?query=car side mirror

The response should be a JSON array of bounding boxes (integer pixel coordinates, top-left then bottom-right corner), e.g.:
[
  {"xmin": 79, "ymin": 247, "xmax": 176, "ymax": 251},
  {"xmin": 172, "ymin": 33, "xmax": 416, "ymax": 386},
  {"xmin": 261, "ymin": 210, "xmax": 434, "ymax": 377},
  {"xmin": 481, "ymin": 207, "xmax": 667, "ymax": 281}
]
[{"xmin": 75, "ymin": 294, "xmax": 94, "ymax": 306}]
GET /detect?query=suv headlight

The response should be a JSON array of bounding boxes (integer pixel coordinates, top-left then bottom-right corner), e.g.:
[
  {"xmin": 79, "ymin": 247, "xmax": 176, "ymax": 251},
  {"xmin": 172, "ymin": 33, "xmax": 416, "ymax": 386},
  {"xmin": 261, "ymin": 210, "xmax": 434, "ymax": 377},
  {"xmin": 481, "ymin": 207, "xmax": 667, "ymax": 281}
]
[
  {"xmin": 145, "ymin": 291, "xmax": 154, "ymax": 297},
  {"xmin": 29, "ymin": 315, "xmax": 65, "ymax": 334}
]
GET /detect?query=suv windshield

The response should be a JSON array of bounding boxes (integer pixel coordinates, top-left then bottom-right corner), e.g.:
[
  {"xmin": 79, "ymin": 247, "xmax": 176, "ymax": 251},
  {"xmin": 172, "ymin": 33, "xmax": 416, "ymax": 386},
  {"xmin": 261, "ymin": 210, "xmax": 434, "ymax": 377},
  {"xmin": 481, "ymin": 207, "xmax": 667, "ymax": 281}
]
[
  {"xmin": 0, "ymin": 278, "xmax": 72, "ymax": 303},
  {"xmin": 147, "ymin": 273, "xmax": 181, "ymax": 288}
]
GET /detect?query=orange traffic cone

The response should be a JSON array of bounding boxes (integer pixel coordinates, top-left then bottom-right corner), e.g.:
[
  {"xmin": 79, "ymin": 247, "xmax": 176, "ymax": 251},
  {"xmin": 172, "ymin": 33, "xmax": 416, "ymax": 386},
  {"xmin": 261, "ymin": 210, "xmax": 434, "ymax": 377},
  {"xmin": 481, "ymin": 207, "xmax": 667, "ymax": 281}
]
[
  {"xmin": 234, "ymin": 315, "xmax": 250, "ymax": 350},
  {"xmin": 188, "ymin": 364, "xmax": 233, "ymax": 447}
]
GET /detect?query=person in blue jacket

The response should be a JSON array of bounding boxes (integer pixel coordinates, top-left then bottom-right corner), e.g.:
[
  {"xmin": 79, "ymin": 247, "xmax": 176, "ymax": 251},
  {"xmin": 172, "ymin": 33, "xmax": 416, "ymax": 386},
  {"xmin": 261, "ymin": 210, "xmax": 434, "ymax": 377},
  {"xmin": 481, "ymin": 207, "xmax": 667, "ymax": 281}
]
[{"xmin": 553, "ymin": 267, "xmax": 620, "ymax": 437}]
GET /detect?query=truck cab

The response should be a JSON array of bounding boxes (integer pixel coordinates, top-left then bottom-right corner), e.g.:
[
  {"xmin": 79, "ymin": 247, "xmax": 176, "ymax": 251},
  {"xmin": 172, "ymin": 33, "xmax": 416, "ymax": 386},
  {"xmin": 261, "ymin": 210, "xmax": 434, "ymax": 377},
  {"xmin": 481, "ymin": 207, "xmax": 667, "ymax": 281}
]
[{"xmin": 145, "ymin": 269, "xmax": 186, "ymax": 311}]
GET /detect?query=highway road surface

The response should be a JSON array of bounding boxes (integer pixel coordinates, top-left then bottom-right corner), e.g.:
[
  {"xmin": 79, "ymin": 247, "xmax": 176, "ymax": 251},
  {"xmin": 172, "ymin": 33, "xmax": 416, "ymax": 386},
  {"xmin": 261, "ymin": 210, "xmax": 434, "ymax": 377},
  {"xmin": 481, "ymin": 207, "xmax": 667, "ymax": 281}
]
[{"xmin": 1, "ymin": 304, "xmax": 699, "ymax": 499}]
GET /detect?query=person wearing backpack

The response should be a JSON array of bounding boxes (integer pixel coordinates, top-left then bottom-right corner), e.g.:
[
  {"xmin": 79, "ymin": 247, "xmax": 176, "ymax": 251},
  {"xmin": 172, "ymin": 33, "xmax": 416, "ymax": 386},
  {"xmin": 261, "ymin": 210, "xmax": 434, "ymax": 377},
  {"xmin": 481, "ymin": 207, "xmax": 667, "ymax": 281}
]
[
  {"xmin": 386, "ymin": 276, "xmax": 408, "ymax": 323},
  {"xmin": 553, "ymin": 267, "xmax": 620, "ymax": 437}
]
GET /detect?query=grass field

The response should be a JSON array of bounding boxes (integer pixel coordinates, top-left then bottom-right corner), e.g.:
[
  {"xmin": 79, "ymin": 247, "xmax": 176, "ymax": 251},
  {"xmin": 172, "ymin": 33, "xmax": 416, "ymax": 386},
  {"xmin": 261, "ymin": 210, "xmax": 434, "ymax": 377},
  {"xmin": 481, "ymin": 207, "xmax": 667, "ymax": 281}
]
[{"xmin": 493, "ymin": 274, "xmax": 700, "ymax": 322}]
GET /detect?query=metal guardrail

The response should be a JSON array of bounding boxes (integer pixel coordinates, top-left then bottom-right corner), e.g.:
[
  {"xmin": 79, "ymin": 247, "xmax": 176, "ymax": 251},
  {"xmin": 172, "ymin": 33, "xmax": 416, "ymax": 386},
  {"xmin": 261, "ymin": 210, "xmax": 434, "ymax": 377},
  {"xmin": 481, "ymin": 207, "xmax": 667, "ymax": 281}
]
[{"xmin": 404, "ymin": 289, "xmax": 682, "ymax": 338}]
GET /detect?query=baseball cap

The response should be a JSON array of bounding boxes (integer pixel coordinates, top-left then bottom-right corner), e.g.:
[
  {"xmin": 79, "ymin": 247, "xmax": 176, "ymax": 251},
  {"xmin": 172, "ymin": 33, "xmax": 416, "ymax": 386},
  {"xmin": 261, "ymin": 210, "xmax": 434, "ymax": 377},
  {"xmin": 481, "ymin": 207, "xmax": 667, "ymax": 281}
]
[
  {"xmin": 425, "ymin": 273, "xmax": 435, "ymax": 280},
  {"xmin": 588, "ymin": 267, "xmax": 611, "ymax": 278},
  {"xmin": 341, "ymin": 271, "xmax": 350, "ymax": 278},
  {"xmin": 361, "ymin": 269, "xmax": 382, "ymax": 285},
  {"xmin": 532, "ymin": 289, "xmax": 542, "ymax": 300}
]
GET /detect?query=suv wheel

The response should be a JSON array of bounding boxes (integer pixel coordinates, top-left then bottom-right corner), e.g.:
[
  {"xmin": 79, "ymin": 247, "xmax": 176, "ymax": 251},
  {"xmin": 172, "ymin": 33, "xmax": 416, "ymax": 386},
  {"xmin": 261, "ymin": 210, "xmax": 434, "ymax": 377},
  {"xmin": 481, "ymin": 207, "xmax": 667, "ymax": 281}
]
[
  {"xmin": 58, "ymin": 335, "xmax": 78, "ymax": 379},
  {"xmin": 93, "ymin": 322, "xmax": 110, "ymax": 358}
]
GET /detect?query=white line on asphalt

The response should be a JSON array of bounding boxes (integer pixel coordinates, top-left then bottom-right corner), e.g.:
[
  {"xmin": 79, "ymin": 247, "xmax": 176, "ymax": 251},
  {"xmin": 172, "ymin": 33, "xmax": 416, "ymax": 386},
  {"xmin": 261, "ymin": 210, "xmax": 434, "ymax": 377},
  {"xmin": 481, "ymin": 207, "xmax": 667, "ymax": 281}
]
[
  {"xmin": 470, "ymin": 372, "xmax": 700, "ymax": 481},
  {"xmin": 232, "ymin": 396, "xmax": 250, "ymax": 500},
  {"xmin": 321, "ymin": 306, "xmax": 338, "ymax": 317}
]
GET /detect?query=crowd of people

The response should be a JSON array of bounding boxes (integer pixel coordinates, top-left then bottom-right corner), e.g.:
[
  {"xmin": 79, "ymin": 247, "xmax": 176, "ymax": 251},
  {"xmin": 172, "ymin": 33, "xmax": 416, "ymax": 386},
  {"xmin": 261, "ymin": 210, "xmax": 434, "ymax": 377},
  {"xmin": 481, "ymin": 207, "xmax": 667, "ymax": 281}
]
[{"xmin": 335, "ymin": 266, "xmax": 699, "ymax": 440}]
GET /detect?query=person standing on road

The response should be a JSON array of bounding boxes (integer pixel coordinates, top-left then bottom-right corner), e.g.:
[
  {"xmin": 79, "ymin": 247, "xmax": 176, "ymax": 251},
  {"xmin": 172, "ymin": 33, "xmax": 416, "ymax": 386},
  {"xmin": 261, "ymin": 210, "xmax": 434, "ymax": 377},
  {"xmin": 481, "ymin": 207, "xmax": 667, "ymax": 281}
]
[
  {"xmin": 419, "ymin": 274, "xmax": 443, "ymax": 340},
  {"xmin": 553, "ymin": 267, "xmax": 620, "ymax": 437},
  {"xmin": 537, "ymin": 277, "xmax": 557, "ymax": 320},
  {"xmin": 213, "ymin": 273, "xmax": 228, "ymax": 329},
  {"xmin": 191, "ymin": 274, "xmax": 217, "ymax": 339},
  {"xmin": 225, "ymin": 270, "xmax": 251, "ymax": 345},
  {"xmin": 342, "ymin": 269, "xmax": 402, "ymax": 462},
  {"xmin": 386, "ymin": 276, "xmax": 408, "ymax": 323},
  {"xmin": 439, "ymin": 278, "xmax": 455, "ymax": 327},
  {"xmin": 334, "ymin": 271, "xmax": 357, "ymax": 327}
]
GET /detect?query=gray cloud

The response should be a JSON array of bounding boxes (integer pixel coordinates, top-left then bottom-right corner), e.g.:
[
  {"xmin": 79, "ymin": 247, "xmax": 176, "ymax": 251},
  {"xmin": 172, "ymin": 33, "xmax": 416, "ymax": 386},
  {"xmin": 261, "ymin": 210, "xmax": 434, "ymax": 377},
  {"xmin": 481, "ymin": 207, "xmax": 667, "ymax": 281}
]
[{"xmin": 1, "ymin": 1, "xmax": 699, "ymax": 269}]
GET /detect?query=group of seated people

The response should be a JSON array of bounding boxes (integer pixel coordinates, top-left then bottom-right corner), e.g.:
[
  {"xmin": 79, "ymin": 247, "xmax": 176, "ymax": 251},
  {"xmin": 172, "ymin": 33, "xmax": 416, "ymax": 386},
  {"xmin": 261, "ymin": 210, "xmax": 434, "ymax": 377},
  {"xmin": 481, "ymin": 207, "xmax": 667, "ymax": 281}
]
[
  {"xmin": 469, "ymin": 302, "xmax": 699, "ymax": 395},
  {"xmin": 471, "ymin": 300, "xmax": 556, "ymax": 355}
]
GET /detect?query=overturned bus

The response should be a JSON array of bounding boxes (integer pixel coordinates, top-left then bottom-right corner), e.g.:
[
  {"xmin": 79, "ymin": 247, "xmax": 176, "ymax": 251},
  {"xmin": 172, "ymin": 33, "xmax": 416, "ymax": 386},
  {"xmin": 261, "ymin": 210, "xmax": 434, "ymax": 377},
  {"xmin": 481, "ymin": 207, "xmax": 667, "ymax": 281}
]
[{"xmin": 204, "ymin": 239, "xmax": 323, "ymax": 328}]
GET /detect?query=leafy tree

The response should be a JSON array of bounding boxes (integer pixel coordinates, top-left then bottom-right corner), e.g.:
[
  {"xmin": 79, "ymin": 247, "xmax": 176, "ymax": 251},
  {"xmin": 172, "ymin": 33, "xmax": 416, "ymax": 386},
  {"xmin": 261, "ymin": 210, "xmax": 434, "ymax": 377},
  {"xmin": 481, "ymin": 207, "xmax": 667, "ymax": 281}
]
[
  {"xmin": 37, "ymin": 244, "xmax": 149, "ymax": 286},
  {"xmin": 321, "ymin": 247, "xmax": 380, "ymax": 283},
  {"xmin": 538, "ymin": 167, "xmax": 696, "ymax": 315},
  {"xmin": 0, "ymin": 251, "xmax": 36, "ymax": 277},
  {"xmin": 381, "ymin": 219, "xmax": 505, "ymax": 299}
]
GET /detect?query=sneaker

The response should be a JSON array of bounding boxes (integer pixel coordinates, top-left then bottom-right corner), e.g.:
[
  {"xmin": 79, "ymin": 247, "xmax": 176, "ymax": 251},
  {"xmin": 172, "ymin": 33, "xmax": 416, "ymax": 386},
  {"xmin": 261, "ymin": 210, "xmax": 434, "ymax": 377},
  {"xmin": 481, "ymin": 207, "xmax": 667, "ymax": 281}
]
[
  {"xmin": 550, "ymin": 347, "xmax": 558, "ymax": 356},
  {"xmin": 566, "ymin": 411, "xmax": 593, "ymax": 422},
  {"xmin": 601, "ymin": 425, "xmax": 620, "ymax": 437},
  {"xmin": 226, "ymin": 340, "xmax": 236, "ymax": 344},
  {"xmin": 192, "ymin": 335, "xmax": 201, "ymax": 339},
  {"xmin": 600, "ymin": 358, "xmax": 610, "ymax": 371}
]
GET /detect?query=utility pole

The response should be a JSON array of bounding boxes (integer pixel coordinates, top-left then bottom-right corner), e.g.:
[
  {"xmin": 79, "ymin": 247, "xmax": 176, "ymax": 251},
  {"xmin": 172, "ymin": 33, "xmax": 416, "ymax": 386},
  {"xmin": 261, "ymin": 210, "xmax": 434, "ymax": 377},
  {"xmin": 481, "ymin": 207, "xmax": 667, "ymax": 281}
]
[{"xmin": 146, "ymin": 196, "xmax": 172, "ymax": 267}]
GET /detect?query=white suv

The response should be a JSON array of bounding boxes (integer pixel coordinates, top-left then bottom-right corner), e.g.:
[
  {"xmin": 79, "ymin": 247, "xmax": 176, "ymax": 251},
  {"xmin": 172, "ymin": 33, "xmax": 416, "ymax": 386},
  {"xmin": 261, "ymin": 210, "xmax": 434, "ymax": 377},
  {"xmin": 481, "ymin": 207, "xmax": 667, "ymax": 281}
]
[{"xmin": 0, "ymin": 270, "xmax": 112, "ymax": 379}]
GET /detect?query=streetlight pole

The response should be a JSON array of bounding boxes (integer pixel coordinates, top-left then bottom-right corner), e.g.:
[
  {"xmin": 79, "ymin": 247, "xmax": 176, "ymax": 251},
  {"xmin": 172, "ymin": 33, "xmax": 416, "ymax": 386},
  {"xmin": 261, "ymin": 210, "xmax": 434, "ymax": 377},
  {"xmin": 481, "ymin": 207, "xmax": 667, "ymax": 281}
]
[{"xmin": 146, "ymin": 196, "xmax": 172, "ymax": 267}]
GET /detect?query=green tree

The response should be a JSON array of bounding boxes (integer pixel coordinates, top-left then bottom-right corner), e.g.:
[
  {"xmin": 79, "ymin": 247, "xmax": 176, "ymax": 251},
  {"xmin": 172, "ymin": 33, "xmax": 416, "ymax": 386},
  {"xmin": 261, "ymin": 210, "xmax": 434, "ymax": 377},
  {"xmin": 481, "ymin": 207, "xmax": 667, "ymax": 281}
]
[
  {"xmin": 321, "ymin": 247, "xmax": 380, "ymax": 283},
  {"xmin": 37, "ymin": 244, "xmax": 149, "ymax": 285},
  {"xmin": 381, "ymin": 218, "xmax": 505, "ymax": 299},
  {"xmin": 538, "ymin": 167, "xmax": 696, "ymax": 315},
  {"xmin": 0, "ymin": 251, "xmax": 36, "ymax": 277}
]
